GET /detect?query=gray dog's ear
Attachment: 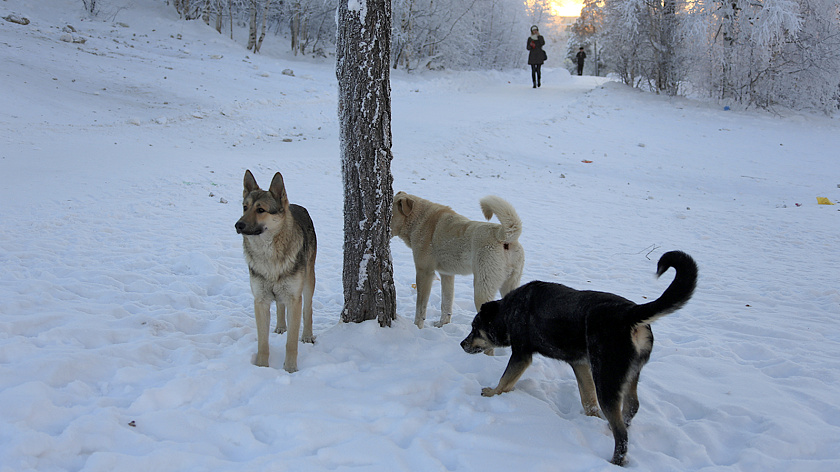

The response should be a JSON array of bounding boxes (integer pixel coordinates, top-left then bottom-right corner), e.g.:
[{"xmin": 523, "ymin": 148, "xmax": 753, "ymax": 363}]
[
  {"xmin": 396, "ymin": 195, "xmax": 414, "ymax": 216},
  {"xmin": 243, "ymin": 169, "xmax": 259, "ymax": 198},
  {"xmin": 268, "ymin": 172, "xmax": 289, "ymax": 208}
]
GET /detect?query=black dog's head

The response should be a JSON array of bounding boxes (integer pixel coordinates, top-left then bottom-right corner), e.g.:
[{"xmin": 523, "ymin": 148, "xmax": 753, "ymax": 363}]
[{"xmin": 461, "ymin": 300, "xmax": 510, "ymax": 354}]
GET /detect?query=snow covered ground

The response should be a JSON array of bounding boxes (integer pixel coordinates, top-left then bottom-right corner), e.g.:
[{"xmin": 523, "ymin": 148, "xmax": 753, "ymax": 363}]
[{"xmin": 2, "ymin": 1, "xmax": 840, "ymax": 470}]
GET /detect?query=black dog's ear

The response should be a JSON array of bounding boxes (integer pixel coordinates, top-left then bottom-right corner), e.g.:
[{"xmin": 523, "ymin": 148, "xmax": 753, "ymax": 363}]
[
  {"xmin": 268, "ymin": 172, "xmax": 289, "ymax": 209},
  {"xmin": 243, "ymin": 169, "xmax": 259, "ymax": 198},
  {"xmin": 477, "ymin": 300, "xmax": 509, "ymax": 347},
  {"xmin": 478, "ymin": 300, "xmax": 501, "ymax": 319}
]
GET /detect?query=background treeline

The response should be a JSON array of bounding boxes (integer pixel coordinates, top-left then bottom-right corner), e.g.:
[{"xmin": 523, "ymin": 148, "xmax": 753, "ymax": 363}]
[
  {"xmin": 165, "ymin": 0, "xmax": 840, "ymax": 112},
  {"xmin": 167, "ymin": 0, "xmax": 555, "ymax": 70},
  {"xmin": 567, "ymin": 0, "xmax": 840, "ymax": 113}
]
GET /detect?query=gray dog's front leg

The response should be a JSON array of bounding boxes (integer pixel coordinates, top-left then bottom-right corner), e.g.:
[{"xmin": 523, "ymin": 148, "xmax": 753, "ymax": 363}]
[{"xmin": 482, "ymin": 352, "xmax": 533, "ymax": 397}]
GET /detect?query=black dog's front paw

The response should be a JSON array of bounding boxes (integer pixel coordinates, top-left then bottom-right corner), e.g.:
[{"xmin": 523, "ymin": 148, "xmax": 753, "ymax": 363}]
[{"xmin": 482, "ymin": 387, "xmax": 507, "ymax": 397}]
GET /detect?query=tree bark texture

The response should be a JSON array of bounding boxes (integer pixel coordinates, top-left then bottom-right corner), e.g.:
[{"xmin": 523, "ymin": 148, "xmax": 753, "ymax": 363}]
[
  {"xmin": 291, "ymin": 2, "xmax": 301, "ymax": 55},
  {"xmin": 247, "ymin": 0, "xmax": 258, "ymax": 51},
  {"xmin": 254, "ymin": 0, "xmax": 271, "ymax": 53},
  {"xmin": 336, "ymin": 0, "xmax": 397, "ymax": 326}
]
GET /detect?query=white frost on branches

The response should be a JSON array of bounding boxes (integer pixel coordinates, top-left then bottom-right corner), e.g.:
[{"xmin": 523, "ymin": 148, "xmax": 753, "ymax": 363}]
[
  {"xmin": 751, "ymin": 0, "xmax": 803, "ymax": 47},
  {"xmin": 579, "ymin": 0, "xmax": 840, "ymax": 112}
]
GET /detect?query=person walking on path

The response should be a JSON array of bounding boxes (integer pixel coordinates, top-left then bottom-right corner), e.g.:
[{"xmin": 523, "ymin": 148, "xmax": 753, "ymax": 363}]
[
  {"xmin": 575, "ymin": 47, "xmax": 586, "ymax": 76},
  {"xmin": 527, "ymin": 25, "xmax": 546, "ymax": 88}
]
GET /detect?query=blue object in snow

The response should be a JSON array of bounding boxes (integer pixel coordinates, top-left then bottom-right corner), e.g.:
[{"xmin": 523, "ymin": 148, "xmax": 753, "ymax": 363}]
[{"xmin": 724, "ymin": 106, "xmax": 730, "ymax": 111}]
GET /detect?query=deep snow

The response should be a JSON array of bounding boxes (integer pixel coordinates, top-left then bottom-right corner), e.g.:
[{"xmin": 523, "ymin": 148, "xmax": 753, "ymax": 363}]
[{"xmin": 1, "ymin": 1, "xmax": 839, "ymax": 471}]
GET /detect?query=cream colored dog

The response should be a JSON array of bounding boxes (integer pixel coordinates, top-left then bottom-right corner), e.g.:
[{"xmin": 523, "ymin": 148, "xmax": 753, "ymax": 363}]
[{"xmin": 391, "ymin": 192, "xmax": 524, "ymax": 328}]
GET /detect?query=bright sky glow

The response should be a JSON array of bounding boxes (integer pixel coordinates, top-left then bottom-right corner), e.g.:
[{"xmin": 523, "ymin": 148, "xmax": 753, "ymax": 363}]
[{"xmin": 550, "ymin": 0, "xmax": 583, "ymax": 17}]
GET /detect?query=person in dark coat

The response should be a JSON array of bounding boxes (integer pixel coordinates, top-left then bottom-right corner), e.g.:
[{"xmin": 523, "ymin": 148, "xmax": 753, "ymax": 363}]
[
  {"xmin": 527, "ymin": 25, "xmax": 546, "ymax": 88},
  {"xmin": 576, "ymin": 47, "xmax": 586, "ymax": 76}
]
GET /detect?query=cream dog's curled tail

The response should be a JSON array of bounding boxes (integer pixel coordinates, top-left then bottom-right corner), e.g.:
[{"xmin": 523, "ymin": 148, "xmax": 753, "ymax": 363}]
[{"xmin": 480, "ymin": 195, "xmax": 522, "ymax": 243}]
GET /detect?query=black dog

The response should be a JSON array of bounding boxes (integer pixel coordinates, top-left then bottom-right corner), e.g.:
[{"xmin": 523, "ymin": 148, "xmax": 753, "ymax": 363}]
[{"xmin": 461, "ymin": 251, "xmax": 697, "ymax": 465}]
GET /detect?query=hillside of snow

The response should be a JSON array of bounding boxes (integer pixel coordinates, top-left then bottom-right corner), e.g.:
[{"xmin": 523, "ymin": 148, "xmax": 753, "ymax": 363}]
[{"xmin": 1, "ymin": 1, "xmax": 839, "ymax": 471}]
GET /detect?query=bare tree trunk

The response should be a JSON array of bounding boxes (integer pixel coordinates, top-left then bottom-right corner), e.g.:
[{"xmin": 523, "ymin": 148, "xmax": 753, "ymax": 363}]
[
  {"xmin": 404, "ymin": 0, "xmax": 414, "ymax": 70},
  {"xmin": 336, "ymin": 0, "xmax": 397, "ymax": 326},
  {"xmin": 290, "ymin": 2, "xmax": 301, "ymax": 55},
  {"xmin": 247, "ymin": 0, "xmax": 258, "ymax": 51},
  {"xmin": 83, "ymin": 0, "xmax": 98, "ymax": 15},
  {"xmin": 254, "ymin": 0, "xmax": 272, "ymax": 53},
  {"xmin": 215, "ymin": 0, "xmax": 223, "ymax": 33},
  {"xmin": 301, "ymin": 14, "xmax": 309, "ymax": 54},
  {"xmin": 202, "ymin": 0, "xmax": 211, "ymax": 25},
  {"xmin": 661, "ymin": 0, "xmax": 678, "ymax": 95},
  {"xmin": 312, "ymin": 9, "xmax": 330, "ymax": 54}
]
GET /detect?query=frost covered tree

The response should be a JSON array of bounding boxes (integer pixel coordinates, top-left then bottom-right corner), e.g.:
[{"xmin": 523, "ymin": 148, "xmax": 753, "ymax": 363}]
[
  {"xmin": 476, "ymin": 0, "xmax": 532, "ymax": 68},
  {"xmin": 238, "ymin": 0, "xmax": 278, "ymax": 53},
  {"xmin": 172, "ymin": 0, "xmax": 206, "ymax": 19},
  {"xmin": 599, "ymin": 0, "xmax": 646, "ymax": 86},
  {"xmin": 169, "ymin": 0, "xmax": 336, "ymax": 55},
  {"xmin": 286, "ymin": 0, "xmax": 338, "ymax": 56},
  {"xmin": 682, "ymin": 0, "xmax": 840, "ymax": 111},
  {"xmin": 659, "ymin": 0, "xmax": 680, "ymax": 94},
  {"xmin": 336, "ymin": 0, "xmax": 398, "ymax": 326},
  {"xmin": 566, "ymin": 0, "xmax": 604, "ymax": 75},
  {"xmin": 391, "ymin": 0, "xmax": 533, "ymax": 70},
  {"xmin": 173, "ymin": 0, "xmax": 537, "ymax": 70},
  {"xmin": 594, "ymin": 0, "xmax": 840, "ymax": 110},
  {"xmin": 598, "ymin": 0, "xmax": 685, "ymax": 94},
  {"xmin": 82, "ymin": 0, "xmax": 100, "ymax": 15},
  {"xmin": 778, "ymin": 0, "xmax": 840, "ymax": 111}
]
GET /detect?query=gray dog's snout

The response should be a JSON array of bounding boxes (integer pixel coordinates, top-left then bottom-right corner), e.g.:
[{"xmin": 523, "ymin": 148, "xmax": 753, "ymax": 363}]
[{"xmin": 460, "ymin": 336, "xmax": 477, "ymax": 353}]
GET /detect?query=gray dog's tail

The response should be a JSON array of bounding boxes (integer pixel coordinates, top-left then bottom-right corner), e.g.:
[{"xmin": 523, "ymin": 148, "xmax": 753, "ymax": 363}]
[
  {"xmin": 630, "ymin": 251, "xmax": 697, "ymax": 326},
  {"xmin": 480, "ymin": 195, "xmax": 522, "ymax": 243}
]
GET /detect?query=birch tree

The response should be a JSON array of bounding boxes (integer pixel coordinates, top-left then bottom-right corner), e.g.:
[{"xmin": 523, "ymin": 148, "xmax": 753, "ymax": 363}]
[
  {"xmin": 82, "ymin": 0, "xmax": 99, "ymax": 15},
  {"xmin": 682, "ymin": 0, "xmax": 840, "ymax": 111},
  {"xmin": 246, "ymin": 0, "xmax": 258, "ymax": 50},
  {"xmin": 290, "ymin": 1, "xmax": 302, "ymax": 55},
  {"xmin": 391, "ymin": 0, "xmax": 532, "ymax": 70},
  {"xmin": 598, "ymin": 0, "xmax": 685, "ymax": 93},
  {"xmin": 599, "ymin": 0, "xmax": 646, "ymax": 85},
  {"xmin": 174, "ymin": 0, "xmax": 536, "ymax": 70},
  {"xmin": 336, "ymin": 0, "xmax": 398, "ymax": 326},
  {"xmin": 254, "ymin": 0, "xmax": 271, "ymax": 53},
  {"xmin": 245, "ymin": 0, "xmax": 271, "ymax": 52}
]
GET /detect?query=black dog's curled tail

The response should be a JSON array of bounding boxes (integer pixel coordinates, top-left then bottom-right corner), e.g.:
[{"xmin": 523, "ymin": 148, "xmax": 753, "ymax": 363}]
[{"xmin": 630, "ymin": 250, "xmax": 698, "ymax": 326}]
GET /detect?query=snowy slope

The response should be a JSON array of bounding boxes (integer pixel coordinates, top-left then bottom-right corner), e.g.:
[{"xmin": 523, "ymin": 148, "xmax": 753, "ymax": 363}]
[{"xmin": 1, "ymin": 1, "xmax": 840, "ymax": 471}]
